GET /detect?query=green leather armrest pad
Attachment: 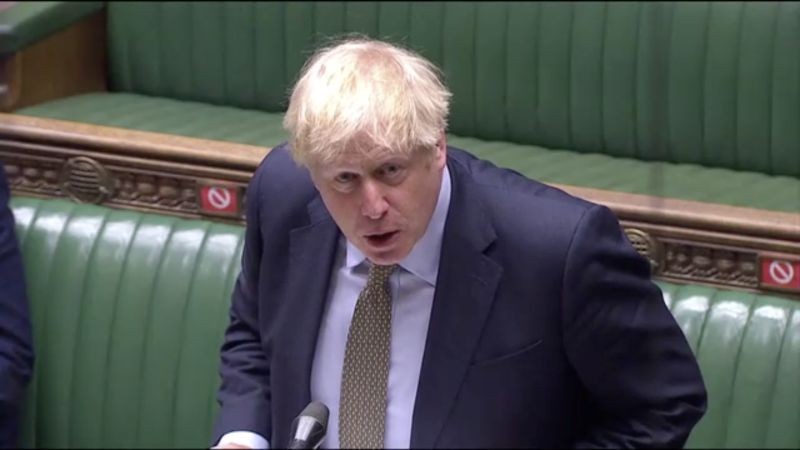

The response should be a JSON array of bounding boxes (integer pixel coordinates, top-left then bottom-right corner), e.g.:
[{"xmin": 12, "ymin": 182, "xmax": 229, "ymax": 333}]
[{"xmin": 0, "ymin": 1, "xmax": 104, "ymax": 54}]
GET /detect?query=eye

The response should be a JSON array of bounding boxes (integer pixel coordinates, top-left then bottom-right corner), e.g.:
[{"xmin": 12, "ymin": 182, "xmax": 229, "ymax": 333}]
[
  {"xmin": 379, "ymin": 164, "xmax": 404, "ymax": 180},
  {"xmin": 334, "ymin": 172, "xmax": 357, "ymax": 184}
]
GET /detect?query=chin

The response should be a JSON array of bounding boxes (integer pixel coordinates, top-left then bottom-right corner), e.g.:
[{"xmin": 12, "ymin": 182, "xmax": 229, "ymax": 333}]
[
  {"xmin": 364, "ymin": 246, "xmax": 411, "ymax": 266},
  {"xmin": 364, "ymin": 253, "xmax": 402, "ymax": 266}
]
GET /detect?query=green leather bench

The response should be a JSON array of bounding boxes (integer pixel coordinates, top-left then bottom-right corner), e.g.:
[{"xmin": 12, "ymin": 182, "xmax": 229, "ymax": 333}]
[
  {"xmin": 10, "ymin": 196, "xmax": 242, "ymax": 448},
  {"xmin": 2, "ymin": 1, "xmax": 799, "ymax": 213},
  {"xmin": 10, "ymin": 195, "xmax": 800, "ymax": 448}
]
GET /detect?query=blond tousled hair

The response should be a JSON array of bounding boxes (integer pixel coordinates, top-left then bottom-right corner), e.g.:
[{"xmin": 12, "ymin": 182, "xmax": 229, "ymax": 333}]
[{"xmin": 283, "ymin": 36, "xmax": 452, "ymax": 167}]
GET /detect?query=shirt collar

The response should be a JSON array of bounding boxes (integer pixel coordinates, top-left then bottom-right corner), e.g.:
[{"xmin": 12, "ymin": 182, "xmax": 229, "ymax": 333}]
[{"xmin": 345, "ymin": 165, "xmax": 452, "ymax": 286}]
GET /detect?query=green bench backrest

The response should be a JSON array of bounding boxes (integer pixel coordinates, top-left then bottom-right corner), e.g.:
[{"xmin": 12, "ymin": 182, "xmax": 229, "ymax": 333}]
[
  {"xmin": 8, "ymin": 196, "xmax": 800, "ymax": 448},
  {"xmin": 660, "ymin": 282, "xmax": 800, "ymax": 448},
  {"xmin": 106, "ymin": 1, "xmax": 800, "ymax": 178},
  {"xmin": 10, "ymin": 196, "xmax": 244, "ymax": 448}
]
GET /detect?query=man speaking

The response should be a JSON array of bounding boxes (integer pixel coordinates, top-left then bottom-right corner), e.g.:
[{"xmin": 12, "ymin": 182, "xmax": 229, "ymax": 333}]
[{"xmin": 212, "ymin": 37, "xmax": 707, "ymax": 449}]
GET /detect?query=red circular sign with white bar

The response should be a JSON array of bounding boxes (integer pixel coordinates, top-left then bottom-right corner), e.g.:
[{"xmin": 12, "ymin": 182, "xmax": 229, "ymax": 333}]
[
  {"xmin": 199, "ymin": 185, "xmax": 239, "ymax": 215},
  {"xmin": 207, "ymin": 187, "xmax": 232, "ymax": 210},
  {"xmin": 769, "ymin": 261, "xmax": 794, "ymax": 285},
  {"xmin": 761, "ymin": 257, "xmax": 800, "ymax": 292}
]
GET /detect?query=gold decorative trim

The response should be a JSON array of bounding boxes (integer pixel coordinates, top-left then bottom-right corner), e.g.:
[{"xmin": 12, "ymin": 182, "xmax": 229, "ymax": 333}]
[
  {"xmin": 624, "ymin": 228, "xmax": 664, "ymax": 272},
  {"xmin": 60, "ymin": 156, "xmax": 114, "ymax": 204}
]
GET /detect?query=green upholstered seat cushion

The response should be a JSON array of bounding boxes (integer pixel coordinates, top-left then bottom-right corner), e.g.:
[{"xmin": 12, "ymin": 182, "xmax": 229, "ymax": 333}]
[
  {"xmin": 659, "ymin": 281, "xmax": 800, "ymax": 449},
  {"xmin": 8, "ymin": 195, "xmax": 800, "ymax": 448},
  {"xmin": 15, "ymin": 92, "xmax": 286, "ymax": 147},
  {"xmin": 452, "ymin": 136, "xmax": 800, "ymax": 214},
  {"xmin": 16, "ymin": 93, "xmax": 800, "ymax": 213},
  {"xmin": 9, "ymin": 196, "xmax": 244, "ymax": 448}
]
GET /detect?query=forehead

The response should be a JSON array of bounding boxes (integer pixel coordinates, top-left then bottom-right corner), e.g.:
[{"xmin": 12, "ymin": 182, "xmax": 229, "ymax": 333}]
[{"xmin": 321, "ymin": 148, "xmax": 411, "ymax": 173}]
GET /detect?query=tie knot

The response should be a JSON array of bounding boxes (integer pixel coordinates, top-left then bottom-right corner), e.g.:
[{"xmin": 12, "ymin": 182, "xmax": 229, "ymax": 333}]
[{"xmin": 367, "ymin": 263, "xmax": 396, "ymax": 287}]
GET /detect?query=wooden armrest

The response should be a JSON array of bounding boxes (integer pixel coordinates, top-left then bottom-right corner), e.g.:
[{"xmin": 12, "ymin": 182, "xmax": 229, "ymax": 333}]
[
  {"xmin": 1, "ymin": 112, "xmax": 797, "ymax": 298},
  {"xmin": 557, "ymin": 185, "xmax": 800, "ymax": 245},
  {"xmin": 0, "ymin": 113, "xmax": 268, "ymax": 221},
  {"xmin": 556, "ymin": 184, "xmax": 800, "ymax": 298},
  {"xmin": 0, "ymin": 113, "xmax": 266, "ymax": 170}
]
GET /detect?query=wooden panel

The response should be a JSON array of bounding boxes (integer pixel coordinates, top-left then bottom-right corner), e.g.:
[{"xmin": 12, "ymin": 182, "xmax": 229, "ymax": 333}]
[
  {"xmin": 0, "ymin": 113, "xmax": 266, "ymax": 169},
  {"xmin": 1, "ymin": 8, "xmax": 107, "ymax": 112},
  {"xmin": 0, "ymin": 53, "xmax": 14, "ymax": 109},
  {"xmin": 0, "ymin": 113, "xmax": 268, "ymax": 221},
  {"xmin": 0, "ymin": 113, "xmax": 797, "ymax": 298},
  {"xmin": 555, "ymin": 185, "xmax": 800, "ymax": 244}
]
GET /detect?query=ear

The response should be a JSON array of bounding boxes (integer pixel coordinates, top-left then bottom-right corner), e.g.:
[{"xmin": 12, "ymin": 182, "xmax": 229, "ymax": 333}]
[{"xmin": 435, "ymin": 132, "xmax": 448, "ymax": 169}]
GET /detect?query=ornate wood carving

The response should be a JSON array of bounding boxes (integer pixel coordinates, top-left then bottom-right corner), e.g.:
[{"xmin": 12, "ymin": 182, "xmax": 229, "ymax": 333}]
[
  {"xmin": 617, "ymin": 224, "xmax": 798, "ymax": 297},
  {"xmin": 624, "ymin": 227, "xmax": 760, "ymax": 290},
  {"xmin": 0, "ymin": 114, "xmax": 798, "ymax": 298},
  {"xmin": 2, "ymin": 149, "xmax": 248, "ymax": 221},
  {"xmin": 0, "ymin": 114, "xmax": 266, "ymax": 221},
  {"xmin": 560, "ymin": 185, "xmax": 800, "ymax": 297},
  {"xmin": 660, "ymin": 241, "xmax": 758, "ymax": 289}
]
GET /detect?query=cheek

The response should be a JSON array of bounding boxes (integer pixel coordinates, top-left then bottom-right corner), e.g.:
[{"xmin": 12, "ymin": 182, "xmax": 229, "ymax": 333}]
[
  {"xmin": 388, "ymin": 190, "xmax": 422, "ymax": 223},
  {"xmin": 319, "ymin": 192, "xmax": 358, "ymax": 225},
  {"xmin": 403, "ymin": 175, "xmax": 440, "ymax": 225}
]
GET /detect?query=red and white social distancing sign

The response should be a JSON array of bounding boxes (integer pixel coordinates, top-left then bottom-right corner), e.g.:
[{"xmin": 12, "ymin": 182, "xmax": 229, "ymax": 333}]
[
  {"xmin": 760, "ymin": 257, "xmax": 800, "ymax": 292},
  {"xmin": 199, "ymin": 185, "xmax": 240, "ymax": 216}
]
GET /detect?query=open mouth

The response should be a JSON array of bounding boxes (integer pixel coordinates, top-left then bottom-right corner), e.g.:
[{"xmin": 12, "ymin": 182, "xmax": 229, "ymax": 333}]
[{"xmin": 365, "ymin": 231, "xmax": 398, "ymax": 247}]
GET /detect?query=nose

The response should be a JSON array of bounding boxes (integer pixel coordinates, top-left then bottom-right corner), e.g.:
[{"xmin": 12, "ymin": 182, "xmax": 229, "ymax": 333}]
[{"xmin": 360, "ymin": 180, "xmax": 389, "ymax": 219}]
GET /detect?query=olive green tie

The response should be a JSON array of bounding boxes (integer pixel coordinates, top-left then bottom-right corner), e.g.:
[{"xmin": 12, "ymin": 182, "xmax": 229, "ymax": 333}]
[{"xmin": 339, "ymin": 263, "xmax": 397, "ymax": 449}]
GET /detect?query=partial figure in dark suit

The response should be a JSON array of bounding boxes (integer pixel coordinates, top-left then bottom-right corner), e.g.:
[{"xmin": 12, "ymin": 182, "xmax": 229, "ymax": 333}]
[
  {"xmin": 0, "ymin": 163, "xmax": 34, "ymax": 448},
  {"xmin": 213, "ymin": 37, "xmax": 707, "ymax": 449}
]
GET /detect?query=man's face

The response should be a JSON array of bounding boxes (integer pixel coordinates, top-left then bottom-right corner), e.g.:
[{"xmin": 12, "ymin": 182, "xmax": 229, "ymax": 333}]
[{"xmin": 309, "ymin": 140, "xmax": 447, "ymax": 265}]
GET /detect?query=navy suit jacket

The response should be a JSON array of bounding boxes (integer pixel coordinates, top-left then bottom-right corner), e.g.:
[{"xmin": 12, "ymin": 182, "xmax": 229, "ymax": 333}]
[
  {"xmin": 214, "ymin": 143, "xmax": 707, "ymax": 448},
  {"xmin": 0, "ymin": 164, "xmax": 34, "ymax": 448}
]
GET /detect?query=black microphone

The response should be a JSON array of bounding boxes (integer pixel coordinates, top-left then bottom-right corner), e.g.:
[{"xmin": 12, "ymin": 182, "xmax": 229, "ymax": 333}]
[{"xmin": 288, "ymin": 401, "xmax": 329, "ymax": 449}]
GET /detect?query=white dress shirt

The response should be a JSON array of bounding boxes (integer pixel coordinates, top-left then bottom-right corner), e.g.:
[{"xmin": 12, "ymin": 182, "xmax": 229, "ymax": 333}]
[{"xmin": 218, "ymin": 167, "xmax": 451, "ymax": 449}]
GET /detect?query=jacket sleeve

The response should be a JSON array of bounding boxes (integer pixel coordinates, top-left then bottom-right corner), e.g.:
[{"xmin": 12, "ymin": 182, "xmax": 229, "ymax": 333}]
[
  {"xmin": 0, "ymin": 164, "xmax": 34, "ymax": 444},
  {"xmin": 212, "ymin": 163, "xmax": 273, "ymax": 445},
  {"xmin": 561, "ymin": 204, "xmax": 707, "ymax": 448}
]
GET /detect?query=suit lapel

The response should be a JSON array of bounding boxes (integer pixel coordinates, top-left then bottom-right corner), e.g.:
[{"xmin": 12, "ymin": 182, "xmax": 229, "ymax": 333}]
[
  {"xmin": 277, "ymin": 195, "xmax": 340, "ymax": 442},
  {"xmin": 410, "ymin": 158, "xmax": 502, "ymax": 448}
]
